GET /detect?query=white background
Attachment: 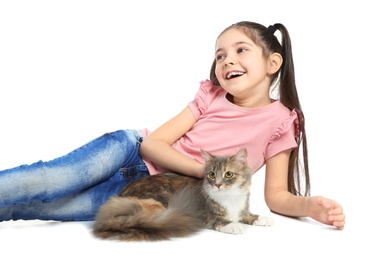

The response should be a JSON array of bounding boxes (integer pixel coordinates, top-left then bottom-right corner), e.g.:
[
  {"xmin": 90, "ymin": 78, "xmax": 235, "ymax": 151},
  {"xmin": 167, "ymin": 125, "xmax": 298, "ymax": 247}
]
[{"xmin": 0, "ymin": 1, "xmax": 365, "ymax": 259}]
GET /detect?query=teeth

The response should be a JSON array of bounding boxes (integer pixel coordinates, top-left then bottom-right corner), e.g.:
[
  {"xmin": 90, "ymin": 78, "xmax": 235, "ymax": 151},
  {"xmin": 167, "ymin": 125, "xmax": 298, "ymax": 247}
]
[{"xmin": 227, "ymin": 71, "xmax": 244, "ymax": 79}]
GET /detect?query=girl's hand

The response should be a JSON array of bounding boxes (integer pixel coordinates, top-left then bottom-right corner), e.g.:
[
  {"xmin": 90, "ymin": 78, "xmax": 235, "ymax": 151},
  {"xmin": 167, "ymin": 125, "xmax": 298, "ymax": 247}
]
[{"xmin": 307, "ymin": 196, "xmax": 345, "ymax": 230}]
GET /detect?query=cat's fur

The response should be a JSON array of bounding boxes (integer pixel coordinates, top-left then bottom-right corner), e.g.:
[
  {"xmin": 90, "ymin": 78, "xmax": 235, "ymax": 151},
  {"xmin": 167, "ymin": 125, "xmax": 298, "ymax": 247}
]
[{"xmin": 93, "ymin": 148, "xmax": 273, "ymax": 241}]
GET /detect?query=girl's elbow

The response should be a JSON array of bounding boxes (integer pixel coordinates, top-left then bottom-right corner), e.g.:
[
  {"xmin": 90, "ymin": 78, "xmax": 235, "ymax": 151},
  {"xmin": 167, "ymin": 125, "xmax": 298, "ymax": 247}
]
[
  {"xmin": 264, "ymin": 191, "xmax": 285, "ymax": 213},
  {"xmin": 265, "ymin": 196, "xmax": 276, "ymax": 212}
]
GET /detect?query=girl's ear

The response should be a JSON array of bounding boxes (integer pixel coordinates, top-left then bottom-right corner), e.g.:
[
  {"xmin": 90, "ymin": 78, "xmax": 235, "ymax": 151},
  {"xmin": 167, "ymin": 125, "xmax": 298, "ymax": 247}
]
[{"xmin": 267, "ymin": 52, "xmax": 283, "ymax": 75}]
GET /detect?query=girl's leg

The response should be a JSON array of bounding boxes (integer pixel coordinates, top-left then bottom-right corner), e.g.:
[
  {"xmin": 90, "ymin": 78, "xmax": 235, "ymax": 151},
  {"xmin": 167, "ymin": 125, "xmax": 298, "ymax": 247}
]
[
  {"xmin": 0, "ymin": 167, "xmax": 149, "ymax": 221},
  {"xmin": 0, "ymin": 129, "xmax": 147, "ymax": 220}
]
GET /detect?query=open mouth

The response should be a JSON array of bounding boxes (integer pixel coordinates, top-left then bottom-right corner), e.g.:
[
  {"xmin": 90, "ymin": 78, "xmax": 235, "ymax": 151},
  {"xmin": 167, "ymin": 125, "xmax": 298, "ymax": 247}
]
[{"xmin": 226, "ymin": 71, "xmax": 245, "ymax": 79}]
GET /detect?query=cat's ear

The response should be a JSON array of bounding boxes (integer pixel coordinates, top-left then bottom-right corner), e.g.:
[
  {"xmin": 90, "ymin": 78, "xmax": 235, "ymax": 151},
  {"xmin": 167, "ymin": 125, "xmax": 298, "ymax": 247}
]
[
  {"xmin": 233, "ymin": 148, "xmax": 247, "ymax": 163},
  {"xmin": 201, "ymin": 149, "xmax": 214, "ymax": 162}
]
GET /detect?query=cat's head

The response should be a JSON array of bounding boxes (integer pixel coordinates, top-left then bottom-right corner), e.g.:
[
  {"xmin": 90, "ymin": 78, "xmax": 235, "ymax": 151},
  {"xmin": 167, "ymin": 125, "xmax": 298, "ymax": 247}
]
[{"xmin": 201, "ymin": 148, "xmax": 252, "ymax": 192}]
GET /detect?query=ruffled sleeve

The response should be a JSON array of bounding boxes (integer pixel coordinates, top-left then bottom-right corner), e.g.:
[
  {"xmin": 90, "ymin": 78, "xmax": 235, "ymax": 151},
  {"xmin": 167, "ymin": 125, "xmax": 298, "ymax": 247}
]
[
  {"xmin": 269, "ymin": 109, "xmax": 299, "ymax": 143},
  {"xmin": 265, "ymin": 109, "xmax": 299, "ymax": 160},
  {"xmin": 188, "ymin": 79, "xmax": 217, "ymax": 120}
]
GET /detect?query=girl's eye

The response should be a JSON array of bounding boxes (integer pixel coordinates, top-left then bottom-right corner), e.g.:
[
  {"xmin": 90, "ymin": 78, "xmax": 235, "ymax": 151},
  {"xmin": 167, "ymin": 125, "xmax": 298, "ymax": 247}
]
[
  {"xmin": 225, "ymin": 171, "xmax": 234, "ymax": 179},
  {"xmin": 208, "ymin": 171, "xmax": 216, "ymax": 179},
  {"xmin": 237, "ymin": 48, "xmax": 246, "ymax": 53},
  {"xmin": 216, "ymin": 54, "xmax": 225, "ymax": 62}
]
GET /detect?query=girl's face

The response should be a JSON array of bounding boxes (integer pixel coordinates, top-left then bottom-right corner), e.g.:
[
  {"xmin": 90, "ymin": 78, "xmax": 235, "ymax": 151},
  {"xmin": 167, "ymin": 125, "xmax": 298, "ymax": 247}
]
[{"xmin": 214, "ymin": 28, "xmax": 275, "ymax": 108}]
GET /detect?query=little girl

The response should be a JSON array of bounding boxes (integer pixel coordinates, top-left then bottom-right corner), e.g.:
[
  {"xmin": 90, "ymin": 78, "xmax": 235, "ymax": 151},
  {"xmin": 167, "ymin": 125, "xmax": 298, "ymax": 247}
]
[{"xmin": 0, "ymin": 21, "xmax": 345, "ymax": 230}]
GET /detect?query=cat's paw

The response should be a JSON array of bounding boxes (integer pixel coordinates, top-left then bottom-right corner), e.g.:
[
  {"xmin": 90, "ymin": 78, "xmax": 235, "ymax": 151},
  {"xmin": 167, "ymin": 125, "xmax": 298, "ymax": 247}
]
[
  {"xmin": 253, "ymin": 216, "xmax": 274, "ymax": 226},
  {"xmin": 218, "ymin": 223, "xmax": 247, "ymax": 234}
]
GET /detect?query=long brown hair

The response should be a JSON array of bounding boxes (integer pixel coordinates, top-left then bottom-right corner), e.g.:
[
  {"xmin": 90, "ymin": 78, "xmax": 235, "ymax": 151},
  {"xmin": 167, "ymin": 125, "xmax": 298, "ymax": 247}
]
[{"xmin": 210, "ymin": 21, "xmax": 310, "ymax": 196}]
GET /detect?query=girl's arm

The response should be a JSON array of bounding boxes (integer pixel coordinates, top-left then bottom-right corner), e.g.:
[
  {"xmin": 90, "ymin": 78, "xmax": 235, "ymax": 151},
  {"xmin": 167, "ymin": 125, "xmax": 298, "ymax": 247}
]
[
  {"xmin": 264, "ymin": 149, "xmax": 345, "ymax": 230},
  {"xmin": 139, "ymin": 106, "xmax": 205, "ymax": 178}
]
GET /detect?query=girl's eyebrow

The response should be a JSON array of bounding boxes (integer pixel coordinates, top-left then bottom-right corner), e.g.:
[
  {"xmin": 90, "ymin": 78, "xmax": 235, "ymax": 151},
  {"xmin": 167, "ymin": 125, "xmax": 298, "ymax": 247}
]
[{"xmin": 215, "ymin": 41, "xmax": 253, "ymax": 54}]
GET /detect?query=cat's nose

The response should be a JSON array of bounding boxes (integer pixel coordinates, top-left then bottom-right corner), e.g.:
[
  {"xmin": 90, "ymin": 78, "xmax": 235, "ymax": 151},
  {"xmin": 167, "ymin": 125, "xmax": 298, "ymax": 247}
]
[{"xmin": 215, "ymin": 184, "xmax": 222, "ymax": 189}]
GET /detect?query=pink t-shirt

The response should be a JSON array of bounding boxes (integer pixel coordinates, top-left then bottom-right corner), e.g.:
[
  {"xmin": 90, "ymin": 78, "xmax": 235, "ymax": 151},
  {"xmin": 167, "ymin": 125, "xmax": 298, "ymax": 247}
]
[{"xmin": 142, "ymin": 80, "xmax": 298, "ymax": 175}]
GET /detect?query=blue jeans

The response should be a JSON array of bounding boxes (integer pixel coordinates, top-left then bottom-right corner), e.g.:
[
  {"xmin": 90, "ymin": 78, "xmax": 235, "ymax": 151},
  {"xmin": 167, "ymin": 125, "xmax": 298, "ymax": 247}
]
[{"xmin": 0, "ymin": 129, "xmax": 149, "ymax": 221}]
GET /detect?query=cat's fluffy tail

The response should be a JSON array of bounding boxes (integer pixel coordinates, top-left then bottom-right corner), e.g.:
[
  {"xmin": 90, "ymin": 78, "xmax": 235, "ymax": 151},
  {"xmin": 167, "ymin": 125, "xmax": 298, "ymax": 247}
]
[{"xmin": 93, "ymin": 195, "xmax": 204, "ymax": 241}]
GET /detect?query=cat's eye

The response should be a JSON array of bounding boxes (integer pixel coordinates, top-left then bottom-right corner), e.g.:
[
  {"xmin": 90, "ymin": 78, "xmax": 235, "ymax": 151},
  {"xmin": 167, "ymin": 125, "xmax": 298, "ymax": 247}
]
[
  {"xmin": 224, "ymin": 171, "xmax": 234, "ymax": 179},
  {"xmin": 207, "ymin": 171, "xmax": 216, "ymax": 179}
]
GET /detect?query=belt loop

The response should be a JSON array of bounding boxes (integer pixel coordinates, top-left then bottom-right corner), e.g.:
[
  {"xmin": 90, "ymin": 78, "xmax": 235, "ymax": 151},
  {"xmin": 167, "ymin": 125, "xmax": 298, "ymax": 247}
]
[{"xmin": 131, "ymin": 129, "xmax": 143, "ymax": 144}]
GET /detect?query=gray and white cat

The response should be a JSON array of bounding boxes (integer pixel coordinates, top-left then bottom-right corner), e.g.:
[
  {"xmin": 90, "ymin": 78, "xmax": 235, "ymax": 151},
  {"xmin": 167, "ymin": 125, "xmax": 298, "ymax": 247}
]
[{"xmin": 93, "ymin": 148, "xmax": 273, "ymax": 241}]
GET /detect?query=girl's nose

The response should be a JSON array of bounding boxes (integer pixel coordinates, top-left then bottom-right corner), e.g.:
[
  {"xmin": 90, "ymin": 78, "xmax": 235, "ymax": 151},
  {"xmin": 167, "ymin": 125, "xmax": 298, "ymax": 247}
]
[{"xmin": 224, "ymin": 57, "xmax": 236, "ymax": 66}]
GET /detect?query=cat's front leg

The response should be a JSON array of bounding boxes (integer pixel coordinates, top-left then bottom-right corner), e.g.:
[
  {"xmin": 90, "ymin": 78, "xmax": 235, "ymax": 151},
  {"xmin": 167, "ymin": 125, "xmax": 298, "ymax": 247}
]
[
  {"xmin": 253, "ymin": 216, "xmax": 274, "ymax": 226},
  {"xmin": 216, "ymin": 222, "xmax": 247, "ymax": 234},
  {"xmin": 242, "ymin": 213, "xmax": 274, "ymax": 226}
]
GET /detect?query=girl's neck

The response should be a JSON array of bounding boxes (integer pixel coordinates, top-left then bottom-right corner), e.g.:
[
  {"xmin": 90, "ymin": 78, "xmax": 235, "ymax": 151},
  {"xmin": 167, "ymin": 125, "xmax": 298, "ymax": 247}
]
[{"xmin": 227, "ymin": 93, "xmax": 272, "ymax": 108}]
